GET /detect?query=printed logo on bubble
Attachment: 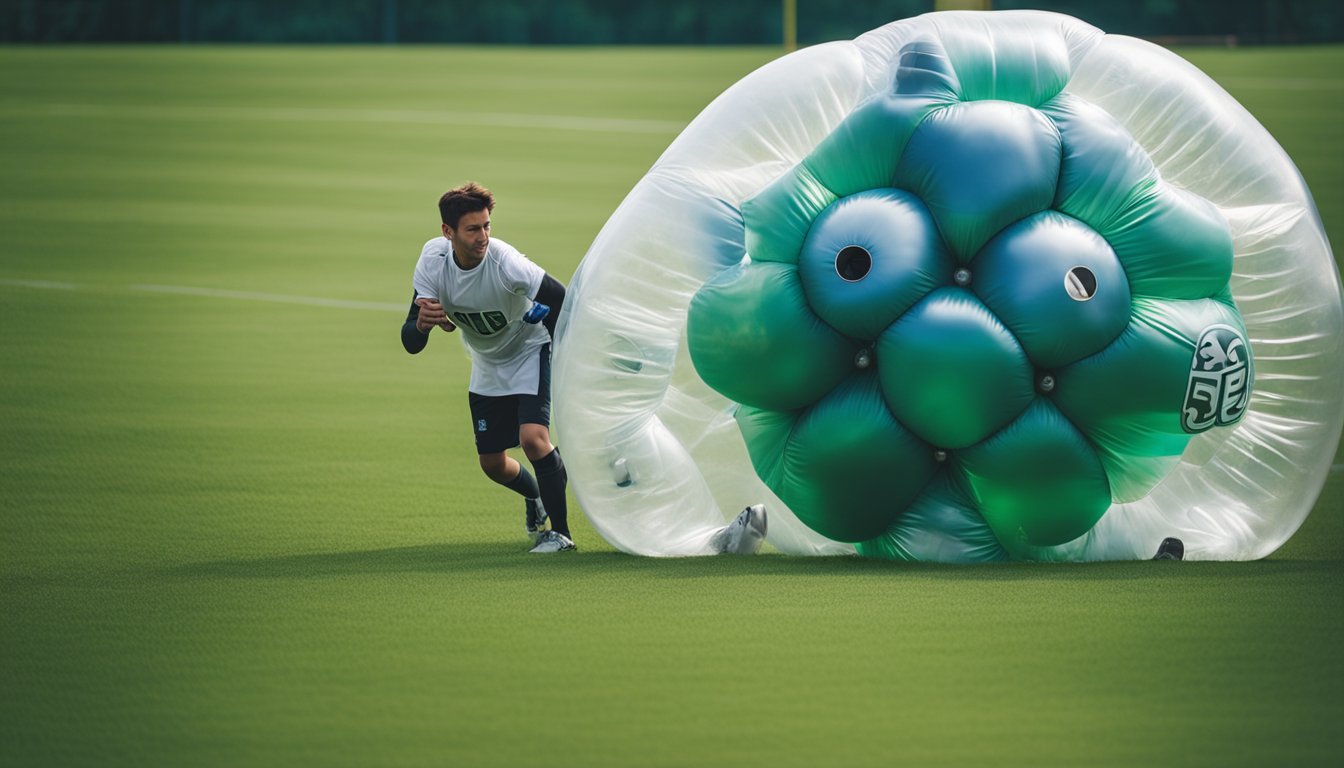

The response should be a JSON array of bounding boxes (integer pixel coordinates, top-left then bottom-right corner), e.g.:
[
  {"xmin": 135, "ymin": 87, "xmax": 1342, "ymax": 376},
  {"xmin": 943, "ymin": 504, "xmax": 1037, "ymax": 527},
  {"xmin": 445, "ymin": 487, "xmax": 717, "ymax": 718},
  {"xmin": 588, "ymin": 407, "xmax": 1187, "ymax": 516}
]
[{"xmin": 1183, "ymin": 324, "xmax": 1252, "ymax": 434}]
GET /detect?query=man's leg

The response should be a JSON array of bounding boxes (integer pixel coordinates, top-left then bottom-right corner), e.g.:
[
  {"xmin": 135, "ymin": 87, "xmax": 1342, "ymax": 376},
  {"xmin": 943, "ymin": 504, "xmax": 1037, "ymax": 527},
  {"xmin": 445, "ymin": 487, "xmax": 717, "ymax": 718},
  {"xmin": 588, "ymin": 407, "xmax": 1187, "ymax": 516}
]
[
  {"xmin": 471, "ymin": 393, "xmax": 545, "ymax": 538},
  {"xmin": 518, "ymin": 344, "xmax": 571, "ymax": 548},
  {"xmin": 478, "ymin": 452, "xmax": 538, "ymax": 496},
  {"xmin": 478, "ymin": 451, "xmax": 547, "ymax": 537},
  {"xmin": 520, "ymin": 424, "xmax": 568, "ymax": 539}
]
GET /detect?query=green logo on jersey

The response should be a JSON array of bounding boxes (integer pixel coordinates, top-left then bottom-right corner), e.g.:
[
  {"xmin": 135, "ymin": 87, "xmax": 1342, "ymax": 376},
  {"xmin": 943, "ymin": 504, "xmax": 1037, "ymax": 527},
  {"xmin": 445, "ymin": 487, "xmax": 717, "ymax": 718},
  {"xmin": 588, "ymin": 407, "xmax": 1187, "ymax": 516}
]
[{"xmin": 454, "ymin": 311, "xmax": 508, "ymax": 336}]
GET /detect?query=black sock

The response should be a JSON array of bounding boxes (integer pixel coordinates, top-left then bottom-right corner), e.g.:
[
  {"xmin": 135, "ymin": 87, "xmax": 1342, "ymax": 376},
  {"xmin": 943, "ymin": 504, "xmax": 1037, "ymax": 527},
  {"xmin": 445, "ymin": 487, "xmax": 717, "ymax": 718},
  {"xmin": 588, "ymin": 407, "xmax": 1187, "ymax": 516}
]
[
  {"xmin": 531, "ymin": 448, "xmax": 569, "ymax": 537},
  {"xmin": 500, "ymin": 465, "xmax": 540, "ymax": 500}
]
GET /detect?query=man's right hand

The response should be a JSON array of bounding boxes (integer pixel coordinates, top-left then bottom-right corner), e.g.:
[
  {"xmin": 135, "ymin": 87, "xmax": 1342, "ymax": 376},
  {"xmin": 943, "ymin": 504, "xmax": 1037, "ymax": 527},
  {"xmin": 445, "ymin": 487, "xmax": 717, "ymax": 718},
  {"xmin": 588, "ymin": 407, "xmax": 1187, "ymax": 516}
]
[{"xmin": 415, "ymin": 298, "xmax": 456, "ymax": 333}]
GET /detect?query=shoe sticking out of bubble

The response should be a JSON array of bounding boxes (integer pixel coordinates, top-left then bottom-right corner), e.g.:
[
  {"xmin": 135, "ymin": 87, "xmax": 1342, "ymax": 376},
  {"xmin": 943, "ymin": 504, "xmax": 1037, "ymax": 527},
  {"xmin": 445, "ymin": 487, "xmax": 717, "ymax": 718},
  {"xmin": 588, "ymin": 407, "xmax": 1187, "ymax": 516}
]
[
  {"xmin": 1152, "ymin": 537, "xmax": 1185, "ymax": 561},
  {"xmin": 711, "ymin": 504, "xmax": 768, "ymax": 555}
]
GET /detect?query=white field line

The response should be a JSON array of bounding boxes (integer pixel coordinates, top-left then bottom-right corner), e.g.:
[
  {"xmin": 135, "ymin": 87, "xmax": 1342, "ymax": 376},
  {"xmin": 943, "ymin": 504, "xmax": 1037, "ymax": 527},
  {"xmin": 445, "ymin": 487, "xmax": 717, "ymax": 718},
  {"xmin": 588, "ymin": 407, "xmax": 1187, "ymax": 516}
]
[
  {"xmin": 130, "ymin": 283, "xmax": 406, "ymax": 312},
  {"xmin": 1, "ymin": 277, "xmax": 404, "ymax": 312},
  {"xmin": 0, "ymin": 278, "xmax": 80, "ymax": 291},
  {"xmin": 19, "ymin": 103, "xmax": 685, "ymax": 134}
]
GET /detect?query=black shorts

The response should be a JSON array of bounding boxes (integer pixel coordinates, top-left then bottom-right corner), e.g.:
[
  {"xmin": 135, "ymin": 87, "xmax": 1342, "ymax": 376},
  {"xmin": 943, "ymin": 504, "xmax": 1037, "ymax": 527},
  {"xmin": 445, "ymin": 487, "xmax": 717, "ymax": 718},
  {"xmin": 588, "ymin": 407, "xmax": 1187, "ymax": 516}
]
[{"xmin": 468, "ymin": 344, "xmax": 552, "ymax": 455}]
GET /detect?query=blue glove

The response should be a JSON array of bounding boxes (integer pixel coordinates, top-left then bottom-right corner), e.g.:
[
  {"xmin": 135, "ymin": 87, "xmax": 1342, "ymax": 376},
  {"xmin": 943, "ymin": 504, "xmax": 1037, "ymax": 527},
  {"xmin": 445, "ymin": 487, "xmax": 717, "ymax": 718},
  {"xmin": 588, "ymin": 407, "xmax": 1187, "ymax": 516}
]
[{"xmin": 523, "ymin": 302, "xmax": 550, "ymax": 324}]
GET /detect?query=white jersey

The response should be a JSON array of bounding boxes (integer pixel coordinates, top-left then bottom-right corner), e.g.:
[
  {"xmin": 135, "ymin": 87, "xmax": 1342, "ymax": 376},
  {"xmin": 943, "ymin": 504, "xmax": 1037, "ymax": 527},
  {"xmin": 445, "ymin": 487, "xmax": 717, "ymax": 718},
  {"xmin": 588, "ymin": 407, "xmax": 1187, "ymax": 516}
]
[{"xmin": 412, "ymin": 236, "xmax": 548, "ymax": 396}]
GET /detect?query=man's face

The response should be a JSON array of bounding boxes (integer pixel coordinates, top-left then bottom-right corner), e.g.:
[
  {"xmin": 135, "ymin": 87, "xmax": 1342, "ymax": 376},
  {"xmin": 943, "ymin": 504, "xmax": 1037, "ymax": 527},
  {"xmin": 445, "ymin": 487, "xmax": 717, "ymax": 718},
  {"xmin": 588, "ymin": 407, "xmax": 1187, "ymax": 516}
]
[{"xmin": 444, "ymin": 209, "xmax": 491, "ymax": 262}]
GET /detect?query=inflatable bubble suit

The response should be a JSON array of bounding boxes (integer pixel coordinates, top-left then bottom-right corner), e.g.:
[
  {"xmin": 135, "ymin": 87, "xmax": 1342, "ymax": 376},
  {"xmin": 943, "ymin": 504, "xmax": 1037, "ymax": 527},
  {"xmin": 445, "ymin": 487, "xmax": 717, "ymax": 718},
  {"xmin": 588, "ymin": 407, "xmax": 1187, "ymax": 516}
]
[{"xmin": 552, "ymin": 10, "xmax": 1343, "ymax": 561}]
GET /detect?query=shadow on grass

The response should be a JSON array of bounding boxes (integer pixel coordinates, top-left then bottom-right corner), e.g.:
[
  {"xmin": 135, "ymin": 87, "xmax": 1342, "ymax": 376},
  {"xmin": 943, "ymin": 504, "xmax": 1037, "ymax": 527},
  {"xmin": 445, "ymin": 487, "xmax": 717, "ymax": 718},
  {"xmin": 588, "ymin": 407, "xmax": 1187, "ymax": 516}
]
[
  {"xmin": 155, "ymin": 464, "xmax": 1343, "ymax": 583},
  {"xmin": 164, "ymin": 540, "xmax": 1340, "ymax": 583}
]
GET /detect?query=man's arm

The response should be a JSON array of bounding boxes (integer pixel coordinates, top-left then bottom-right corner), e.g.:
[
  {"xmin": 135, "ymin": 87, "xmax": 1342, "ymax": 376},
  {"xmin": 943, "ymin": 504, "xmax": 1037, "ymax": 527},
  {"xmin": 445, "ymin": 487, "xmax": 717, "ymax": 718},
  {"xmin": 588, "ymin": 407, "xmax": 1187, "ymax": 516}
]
[
  {"xmin": 534, "ymin": 274, "xmax": 566, "ymax": 338},
  {"xmin": 400, "ymin": 294, "xmax": 455, "ymax": 354},
  {"xmin": 401, "ymin": 298, "xmax": 429, "ymax": 354}
]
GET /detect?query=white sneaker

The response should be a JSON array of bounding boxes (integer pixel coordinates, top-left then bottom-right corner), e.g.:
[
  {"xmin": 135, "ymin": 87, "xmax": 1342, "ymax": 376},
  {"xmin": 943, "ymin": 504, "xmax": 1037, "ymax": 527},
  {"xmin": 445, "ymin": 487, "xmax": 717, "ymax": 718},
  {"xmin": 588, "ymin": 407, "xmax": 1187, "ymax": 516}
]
[
  {"xmin": 525, "ymin": 497, "xmax": 548, "ymax": 541},
  {"xmin": 710, "ymin": 504, "xmax": 768, "ymax": 555},
  {"xmin": 528, "ymin": 530, "xmax": 576, "ymax": 553}
]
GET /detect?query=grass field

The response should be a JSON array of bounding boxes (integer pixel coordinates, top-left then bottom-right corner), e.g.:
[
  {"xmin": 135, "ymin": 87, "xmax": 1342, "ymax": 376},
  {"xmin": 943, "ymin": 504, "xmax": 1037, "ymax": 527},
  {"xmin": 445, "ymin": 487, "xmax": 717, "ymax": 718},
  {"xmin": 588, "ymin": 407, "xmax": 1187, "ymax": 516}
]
[{"xmin": 1, "ymin": 43, "xmax": 1341, "ymax": 767}]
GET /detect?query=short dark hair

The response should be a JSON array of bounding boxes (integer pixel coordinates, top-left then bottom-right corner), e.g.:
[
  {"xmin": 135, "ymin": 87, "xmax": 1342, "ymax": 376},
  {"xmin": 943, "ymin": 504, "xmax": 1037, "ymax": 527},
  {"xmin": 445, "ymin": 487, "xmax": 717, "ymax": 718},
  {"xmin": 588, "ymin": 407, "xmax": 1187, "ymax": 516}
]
[{"xmin": 439, "ymin": 182, "xmax": 495, "ymax": 229}]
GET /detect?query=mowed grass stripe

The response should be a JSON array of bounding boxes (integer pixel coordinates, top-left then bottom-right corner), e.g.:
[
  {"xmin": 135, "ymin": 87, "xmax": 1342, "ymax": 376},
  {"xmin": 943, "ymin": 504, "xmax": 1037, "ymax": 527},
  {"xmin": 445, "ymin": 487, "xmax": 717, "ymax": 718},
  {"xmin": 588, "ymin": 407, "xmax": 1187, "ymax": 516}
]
[
  {"xmin": 2, "ymin": 278, "xmax": 406, "ymax": 312},
  {"xmin": 1218, "ymin": 76, "xmax": 1344, "ymax": 89},
  {"xmin": 1, "ymin": 102, "xmax": 687, "ymax": 134}
]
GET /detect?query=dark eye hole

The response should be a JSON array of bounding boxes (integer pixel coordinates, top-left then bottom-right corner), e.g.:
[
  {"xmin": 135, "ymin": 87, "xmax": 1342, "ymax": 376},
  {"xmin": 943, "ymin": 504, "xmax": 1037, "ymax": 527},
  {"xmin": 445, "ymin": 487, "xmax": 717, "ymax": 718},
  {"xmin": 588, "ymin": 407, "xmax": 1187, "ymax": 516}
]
[
  {"xmin": 836, "ymin": 246, "xmax": 872, "ymax": 282},
  {"xmin": 1065, "ymin": 266, "xmax": 1097, "ymax": 301}
]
